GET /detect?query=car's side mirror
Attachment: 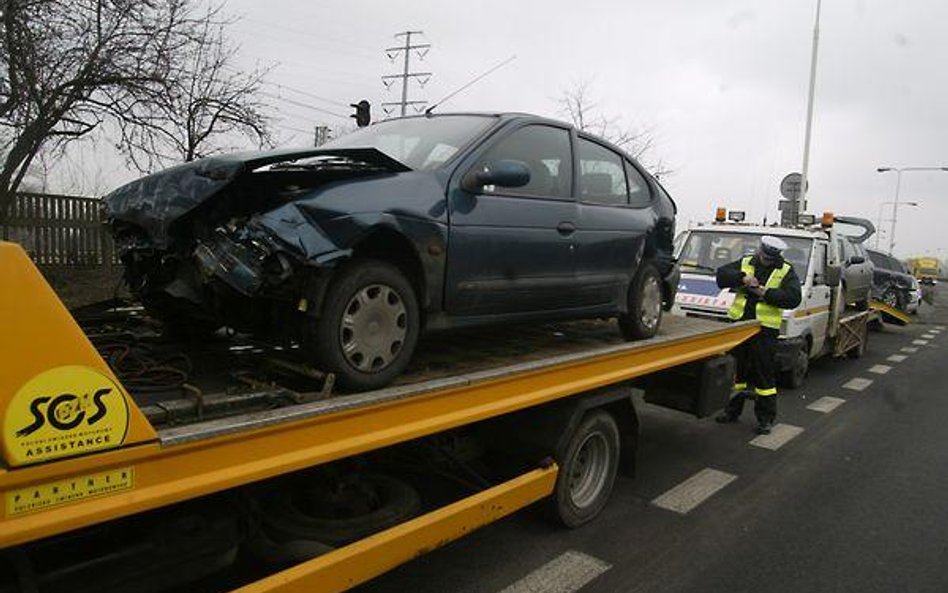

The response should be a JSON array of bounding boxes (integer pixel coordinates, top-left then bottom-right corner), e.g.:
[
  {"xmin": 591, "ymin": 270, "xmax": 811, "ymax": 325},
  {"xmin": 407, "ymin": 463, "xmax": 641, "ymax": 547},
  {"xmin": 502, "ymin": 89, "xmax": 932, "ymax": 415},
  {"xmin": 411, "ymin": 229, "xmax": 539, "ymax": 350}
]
[
  {"xmin": 824, "ymin": 264, "xmax": 842, "ymax": 287},
  {"xmin": 462, "ymin": 160, "xmax": 531, "ymax": 192},
  {"xmin": 848, "ymin": 255, "xmax": 865, "ymax": 266}
]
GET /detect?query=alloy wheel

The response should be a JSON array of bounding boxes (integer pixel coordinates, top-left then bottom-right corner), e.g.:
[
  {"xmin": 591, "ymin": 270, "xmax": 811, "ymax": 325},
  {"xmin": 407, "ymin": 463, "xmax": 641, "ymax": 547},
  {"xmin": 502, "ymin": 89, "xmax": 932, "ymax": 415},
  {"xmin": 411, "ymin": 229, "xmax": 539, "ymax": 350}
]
[{"xmin": 640, "ymin": 276, "xmax": 662, "ymax": 331}]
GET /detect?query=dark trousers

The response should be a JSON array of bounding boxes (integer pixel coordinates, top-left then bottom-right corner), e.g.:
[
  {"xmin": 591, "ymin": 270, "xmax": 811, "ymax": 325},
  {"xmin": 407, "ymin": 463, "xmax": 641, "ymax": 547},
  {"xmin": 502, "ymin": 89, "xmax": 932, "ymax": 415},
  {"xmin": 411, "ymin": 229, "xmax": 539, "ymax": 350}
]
[{"xmin": 725, "ymin": 329, "xmax": 778, "ymax": 424}]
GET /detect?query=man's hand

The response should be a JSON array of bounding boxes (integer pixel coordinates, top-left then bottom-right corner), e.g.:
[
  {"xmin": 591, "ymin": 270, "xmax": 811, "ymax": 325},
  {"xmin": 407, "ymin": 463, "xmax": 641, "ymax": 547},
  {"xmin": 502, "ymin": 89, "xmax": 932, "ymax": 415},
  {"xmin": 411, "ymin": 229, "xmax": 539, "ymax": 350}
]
[
  {"xmin": 749, "ymin": 286, "xmax": 766, "ymax": 298},
  {"xmin": 741, "ymin": 275, "xmax": 760, "ymax": 289}
]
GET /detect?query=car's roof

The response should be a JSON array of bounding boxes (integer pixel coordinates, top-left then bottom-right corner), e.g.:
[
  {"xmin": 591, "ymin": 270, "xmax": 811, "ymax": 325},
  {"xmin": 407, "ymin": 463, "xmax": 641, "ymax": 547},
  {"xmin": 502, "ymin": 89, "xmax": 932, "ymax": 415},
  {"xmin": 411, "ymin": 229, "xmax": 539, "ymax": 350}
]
[
  {"xmin": 382, "ymin": 111, "xmax": 572, "ymax": 128},
  {"xmin": 687, "ymin": 224, "xmax": 828, "ymax": 240}
]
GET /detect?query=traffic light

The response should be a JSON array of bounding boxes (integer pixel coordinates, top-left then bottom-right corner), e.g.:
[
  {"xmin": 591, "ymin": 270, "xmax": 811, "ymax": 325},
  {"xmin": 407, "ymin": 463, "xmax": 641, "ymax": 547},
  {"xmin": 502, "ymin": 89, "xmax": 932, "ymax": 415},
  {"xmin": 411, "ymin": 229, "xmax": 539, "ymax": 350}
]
[{"xmin": 350, "ymin": 100, "xmax": 371, "ymax": 127}]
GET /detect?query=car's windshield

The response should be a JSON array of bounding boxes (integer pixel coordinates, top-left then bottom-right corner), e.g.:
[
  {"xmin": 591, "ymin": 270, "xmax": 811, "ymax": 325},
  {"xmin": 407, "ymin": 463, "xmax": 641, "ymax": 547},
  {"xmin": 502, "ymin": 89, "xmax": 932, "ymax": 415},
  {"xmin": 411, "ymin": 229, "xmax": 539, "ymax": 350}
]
[
  {"xmin": 323, "ymin": 115, "xmax": 495, "ymax": 171},
  {"xmin": 679, "ymin": 231, "xmax": 812, "ymax": 278}
]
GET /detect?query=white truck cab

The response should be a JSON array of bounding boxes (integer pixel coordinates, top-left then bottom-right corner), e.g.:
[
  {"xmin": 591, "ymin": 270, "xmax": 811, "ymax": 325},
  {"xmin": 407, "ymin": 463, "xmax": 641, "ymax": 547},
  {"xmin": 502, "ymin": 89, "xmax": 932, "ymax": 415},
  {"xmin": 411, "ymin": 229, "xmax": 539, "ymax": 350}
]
[{"xmin": 671, "ymin": 211, "xmax": 873, "ymax": 388}]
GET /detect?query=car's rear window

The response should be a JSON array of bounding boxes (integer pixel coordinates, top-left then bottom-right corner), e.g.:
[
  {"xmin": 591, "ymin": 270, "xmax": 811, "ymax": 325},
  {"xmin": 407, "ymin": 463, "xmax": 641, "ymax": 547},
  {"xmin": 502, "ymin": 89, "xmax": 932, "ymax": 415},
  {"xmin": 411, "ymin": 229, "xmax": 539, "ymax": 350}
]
[{"xmin": 324, "ymin": 115, "xmax": 495, "ymax": 171}]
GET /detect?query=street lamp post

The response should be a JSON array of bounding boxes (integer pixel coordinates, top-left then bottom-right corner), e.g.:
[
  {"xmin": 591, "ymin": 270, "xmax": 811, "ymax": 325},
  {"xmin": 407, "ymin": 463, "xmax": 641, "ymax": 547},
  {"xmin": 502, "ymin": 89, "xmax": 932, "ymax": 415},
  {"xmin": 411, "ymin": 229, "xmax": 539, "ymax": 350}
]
[
  {"xmin": 798, "ymin": 0, "xmax": 822, "ymax": 223},
  {"xmin": 874, "ymin": 201, "xmax": 920, "ymax": 249},
  {"xmin": 877, "ymin": 166, "xmax": 948, "ymax": 254}
]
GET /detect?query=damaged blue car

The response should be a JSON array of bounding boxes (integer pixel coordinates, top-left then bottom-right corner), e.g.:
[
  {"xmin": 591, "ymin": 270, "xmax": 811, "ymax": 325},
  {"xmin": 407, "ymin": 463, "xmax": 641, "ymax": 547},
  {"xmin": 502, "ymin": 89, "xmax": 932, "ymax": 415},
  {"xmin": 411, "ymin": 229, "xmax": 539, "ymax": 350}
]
[{"xmin": 105, "ymin": 113, "xmax": 679, "ymax": 390}]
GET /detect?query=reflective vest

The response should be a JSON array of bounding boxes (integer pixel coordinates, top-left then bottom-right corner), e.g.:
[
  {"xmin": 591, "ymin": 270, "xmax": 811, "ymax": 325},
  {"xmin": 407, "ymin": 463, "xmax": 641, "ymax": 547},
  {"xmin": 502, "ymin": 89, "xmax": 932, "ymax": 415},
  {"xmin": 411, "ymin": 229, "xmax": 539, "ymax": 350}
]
[{"xmin": 727, "ymin": 256, "xmax": 791, "ymax": 329}]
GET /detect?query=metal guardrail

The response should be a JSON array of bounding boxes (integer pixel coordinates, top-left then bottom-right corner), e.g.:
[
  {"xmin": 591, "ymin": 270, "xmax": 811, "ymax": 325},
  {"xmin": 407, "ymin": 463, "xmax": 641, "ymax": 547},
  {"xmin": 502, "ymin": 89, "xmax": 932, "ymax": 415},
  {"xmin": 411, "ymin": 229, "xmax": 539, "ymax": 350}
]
[{"xmin": 1, "ymin": 192, "xmax": 115, "ymax": 267}]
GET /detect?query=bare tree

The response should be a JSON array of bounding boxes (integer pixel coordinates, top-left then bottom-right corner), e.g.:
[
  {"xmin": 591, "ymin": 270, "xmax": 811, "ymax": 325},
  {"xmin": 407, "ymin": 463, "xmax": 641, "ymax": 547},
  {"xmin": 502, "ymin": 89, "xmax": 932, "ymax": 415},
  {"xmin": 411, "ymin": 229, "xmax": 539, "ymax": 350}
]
[
  {"xmin": 0, "ymin": 0, "xmax": 272, "ymax": 223},
  {"xmin": 115, "ymin": 12, "xmax": 273, "ymax": 172},
  {"xmin": 558, "ymin": 80, "xmax": 671, "ymax": 178}
]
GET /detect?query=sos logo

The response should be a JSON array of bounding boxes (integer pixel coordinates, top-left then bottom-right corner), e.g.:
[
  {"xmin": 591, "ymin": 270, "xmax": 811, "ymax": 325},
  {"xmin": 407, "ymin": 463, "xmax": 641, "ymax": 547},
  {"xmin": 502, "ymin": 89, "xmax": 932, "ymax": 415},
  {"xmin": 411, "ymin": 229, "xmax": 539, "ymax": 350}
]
[
  {"xmin": 4, "ymin": 366, "xmax": 130, "ymax": 465},
  {"xmin": 16, "ymin": 388, "xmax": 112, "ymax": 436}
]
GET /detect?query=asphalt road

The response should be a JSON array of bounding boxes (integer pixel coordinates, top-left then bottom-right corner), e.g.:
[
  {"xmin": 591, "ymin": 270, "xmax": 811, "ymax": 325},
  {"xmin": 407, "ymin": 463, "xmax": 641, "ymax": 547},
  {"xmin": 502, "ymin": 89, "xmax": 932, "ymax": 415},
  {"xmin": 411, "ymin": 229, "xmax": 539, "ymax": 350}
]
[{"xmin": 355, "ymin": 289, "xmax": 947, "ymax": 593}]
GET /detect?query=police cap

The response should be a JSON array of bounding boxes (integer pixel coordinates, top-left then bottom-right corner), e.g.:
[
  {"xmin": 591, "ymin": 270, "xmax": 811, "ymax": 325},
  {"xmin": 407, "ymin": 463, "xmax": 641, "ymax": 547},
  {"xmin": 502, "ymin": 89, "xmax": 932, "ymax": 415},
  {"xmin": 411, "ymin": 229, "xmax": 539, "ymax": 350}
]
[{"xmin": 760, "ymin": 235, "xmax": 788, "ymax": 257}]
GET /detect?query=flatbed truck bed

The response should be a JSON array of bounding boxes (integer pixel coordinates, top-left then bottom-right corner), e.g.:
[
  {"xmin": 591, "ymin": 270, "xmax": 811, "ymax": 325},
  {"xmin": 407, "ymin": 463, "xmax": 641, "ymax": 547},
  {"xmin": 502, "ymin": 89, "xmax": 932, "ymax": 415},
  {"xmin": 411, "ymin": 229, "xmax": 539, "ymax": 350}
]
[{"xmin": 0, "ymin": 242, "xmax": 758, "ymax": 593}]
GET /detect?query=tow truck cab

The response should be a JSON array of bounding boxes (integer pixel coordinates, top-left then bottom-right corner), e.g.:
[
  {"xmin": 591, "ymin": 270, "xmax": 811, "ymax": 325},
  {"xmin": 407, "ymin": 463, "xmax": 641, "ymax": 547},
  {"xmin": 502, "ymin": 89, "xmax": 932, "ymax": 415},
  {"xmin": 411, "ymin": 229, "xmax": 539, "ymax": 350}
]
[{"xmin": 671, "ymin": 211, "xmax": 854, "ymax": 386}]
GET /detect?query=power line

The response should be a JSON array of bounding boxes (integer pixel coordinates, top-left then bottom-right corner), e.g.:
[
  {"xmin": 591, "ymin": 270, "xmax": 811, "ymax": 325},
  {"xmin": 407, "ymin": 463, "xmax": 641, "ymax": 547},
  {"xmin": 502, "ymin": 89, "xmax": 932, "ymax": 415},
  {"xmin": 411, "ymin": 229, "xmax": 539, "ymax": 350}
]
[
  {"xmin": 222, "ymin": 62, "xmax": 376, "ymax": 107},
  {"xmin": 381, "ymin": 30, "xmax": 431, "ymax": 117},
  {"xmin": 240, "ymin": 18, "xmax": 383, "ymax": 58},
  {"xmin": 232, "ymin": 25, "xmax": 380, "ymax": 63},
  {"xmin": 264, "ymin": 82, "xmax": 349, "ymax": 108},
  {"xmin": 259, "ymin": 91, "xmax": 348, "ymax": 120}
]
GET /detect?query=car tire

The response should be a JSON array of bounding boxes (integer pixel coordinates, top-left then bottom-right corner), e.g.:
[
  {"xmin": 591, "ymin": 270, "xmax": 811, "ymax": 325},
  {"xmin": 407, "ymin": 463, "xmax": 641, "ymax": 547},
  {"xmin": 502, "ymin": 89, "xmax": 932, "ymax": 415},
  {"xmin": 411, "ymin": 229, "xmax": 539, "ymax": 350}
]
[
  {"xmin": 308, "ymin": 260, "xmax": 420, "ymax": 391},
  {"xmin": 549, "ymin": 410, "xmax": 621, "ymax": 528},
  {"xmin": 779, "ymin": 345, "xmax": 809, "ymax": 389},
  {"xmin": 882, "ymin": 287, "xmax": 903, "ymax": 311},
  {"xmin": 619, "ymin": 262, "xmax": 663, "ymax": 340},
  {"xmin": 262, "ymin": 473, "xmax": 421, "ymax": 546}
]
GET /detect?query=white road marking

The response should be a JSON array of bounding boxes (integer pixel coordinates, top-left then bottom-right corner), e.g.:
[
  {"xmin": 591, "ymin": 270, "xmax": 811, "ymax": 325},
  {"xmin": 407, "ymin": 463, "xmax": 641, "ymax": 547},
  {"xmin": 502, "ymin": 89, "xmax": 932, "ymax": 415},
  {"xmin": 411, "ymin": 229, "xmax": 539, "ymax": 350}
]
[
  {"xmin": 902, "ymin": 347, "xmax": 919, "ymax": 353},
  {"xmin": 498, "ymin": 551, "xmax": 611, "ymax": 593},
  {"xmin": 843, "ymin": 377, "xmax": 873, "ymax": 391},
  {"xmin": 807, "ymin": 396, "xmax": 846, "ymax": 413},
  {"xmin": 868, "ymin": 364, "xmax": 892, "ymax": 375},
  {"xmin": 652, "ymin": 468, "xmax": 737, "ymax": 515},
  {"xmin": 750, "ymin": 423, "xmax": 804, "ymax": 450},
  {"xmin": 887, "ymin": 354, "xmax": 908, "ymax": 363},
  {"xmin": 922, "ymin": 334, "xmax": 936, "ymax": 340},
  {"xmin": 913, "ymin": 340, "xmax": 930, "ymax": 346},
  {"xmin": 936, "ymin": 325, "xmax": 946, "ymax": 330}
]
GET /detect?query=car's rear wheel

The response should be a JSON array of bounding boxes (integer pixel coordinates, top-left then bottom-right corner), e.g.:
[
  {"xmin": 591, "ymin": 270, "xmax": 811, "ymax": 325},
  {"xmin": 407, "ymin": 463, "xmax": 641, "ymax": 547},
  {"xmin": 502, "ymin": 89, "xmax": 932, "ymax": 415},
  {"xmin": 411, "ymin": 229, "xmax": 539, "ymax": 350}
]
[
  {"xmin": 307, "ymin": 260, "xmax": 420, "ymax": 391},
  {"xmin": 619, "ymin": 262, "xmax": 663, "ymax": 340}
]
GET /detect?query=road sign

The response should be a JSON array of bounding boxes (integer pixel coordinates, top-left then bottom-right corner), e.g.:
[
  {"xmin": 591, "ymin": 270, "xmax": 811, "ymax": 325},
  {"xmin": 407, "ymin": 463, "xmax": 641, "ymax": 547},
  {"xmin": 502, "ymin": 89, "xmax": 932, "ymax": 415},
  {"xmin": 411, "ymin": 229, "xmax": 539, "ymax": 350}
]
[
  {"xmin": 780, "ymin": 172, "xmax": 808, "ymax": 200},
  {"xmin": 778, "ymin": 199, "xmax": 808, "ymax": 212}
]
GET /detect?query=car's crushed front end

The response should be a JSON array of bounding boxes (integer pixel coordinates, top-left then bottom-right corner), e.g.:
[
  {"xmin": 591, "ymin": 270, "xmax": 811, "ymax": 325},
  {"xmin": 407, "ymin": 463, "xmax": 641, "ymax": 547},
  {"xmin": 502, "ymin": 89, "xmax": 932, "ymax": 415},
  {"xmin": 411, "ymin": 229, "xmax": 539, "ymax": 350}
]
[{"xmin": 105, "ymin": 148, "xmax": 411, "ymax": 336}]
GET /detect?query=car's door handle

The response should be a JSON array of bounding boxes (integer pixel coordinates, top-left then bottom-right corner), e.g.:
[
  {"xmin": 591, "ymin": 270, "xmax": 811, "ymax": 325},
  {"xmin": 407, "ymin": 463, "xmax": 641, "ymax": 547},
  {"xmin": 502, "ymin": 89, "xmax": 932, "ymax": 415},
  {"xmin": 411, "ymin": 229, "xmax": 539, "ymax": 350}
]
[{"xmin": 557, "ymin": 222, "xmax": 576, "ymax": 236}]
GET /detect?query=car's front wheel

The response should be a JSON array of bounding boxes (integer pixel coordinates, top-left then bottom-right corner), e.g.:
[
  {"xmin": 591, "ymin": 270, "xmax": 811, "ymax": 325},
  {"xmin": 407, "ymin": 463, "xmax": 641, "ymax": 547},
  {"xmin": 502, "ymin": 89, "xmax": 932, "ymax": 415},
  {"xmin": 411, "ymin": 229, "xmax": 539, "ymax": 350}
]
[
  {"xmin": 882, "ymin": 287, "xmax": 903, "ymax": 311},
  {"xmin": 619, "ymin": 262, "xmax": 663, "ymax": 340},
  {"xmin": 307, "ymin": 260, "xmax": 420, "ymax": 391}
]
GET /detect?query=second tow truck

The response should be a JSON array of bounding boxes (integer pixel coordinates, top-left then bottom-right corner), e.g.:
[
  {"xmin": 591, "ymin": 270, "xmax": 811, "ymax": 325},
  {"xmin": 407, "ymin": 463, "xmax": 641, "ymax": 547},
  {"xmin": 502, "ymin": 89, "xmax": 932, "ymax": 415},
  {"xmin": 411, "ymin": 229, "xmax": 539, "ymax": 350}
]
[{"xmin": 672, "ymin": 209, "xmax": 879, "ymax": 388}]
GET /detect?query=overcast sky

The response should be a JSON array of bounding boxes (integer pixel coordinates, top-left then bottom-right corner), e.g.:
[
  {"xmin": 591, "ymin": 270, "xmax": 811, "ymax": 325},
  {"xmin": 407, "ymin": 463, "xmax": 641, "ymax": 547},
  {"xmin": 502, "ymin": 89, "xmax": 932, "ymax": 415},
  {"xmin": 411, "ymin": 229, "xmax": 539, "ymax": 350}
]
[{"xmin": 83, "ymin": 0, "xmax": 948, "ymax": 258}]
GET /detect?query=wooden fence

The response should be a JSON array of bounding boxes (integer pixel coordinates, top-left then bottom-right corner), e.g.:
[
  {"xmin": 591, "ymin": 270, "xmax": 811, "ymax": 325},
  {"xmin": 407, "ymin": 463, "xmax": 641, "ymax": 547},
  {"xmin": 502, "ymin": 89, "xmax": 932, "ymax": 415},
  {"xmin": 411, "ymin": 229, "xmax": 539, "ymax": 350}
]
[{"xmin": 1, "ymin": 193, "xmax": 114, "ymax": 267}]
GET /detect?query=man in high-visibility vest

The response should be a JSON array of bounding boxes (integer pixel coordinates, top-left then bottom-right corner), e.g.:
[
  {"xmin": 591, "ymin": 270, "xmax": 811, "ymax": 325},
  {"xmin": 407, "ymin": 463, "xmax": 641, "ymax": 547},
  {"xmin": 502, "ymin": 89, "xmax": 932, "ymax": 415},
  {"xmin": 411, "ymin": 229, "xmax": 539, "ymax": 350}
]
[{"xmin": 714, "ymin": 235, "xmax": 802, "ymax": 434}]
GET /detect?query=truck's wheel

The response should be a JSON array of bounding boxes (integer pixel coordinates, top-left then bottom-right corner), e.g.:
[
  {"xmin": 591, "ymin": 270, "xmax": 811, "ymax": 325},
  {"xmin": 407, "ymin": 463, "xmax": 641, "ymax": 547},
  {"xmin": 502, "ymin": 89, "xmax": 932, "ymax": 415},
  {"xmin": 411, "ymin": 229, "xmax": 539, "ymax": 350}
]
[
  {"xmin": 619, "ymin": 263, "xmax": 663, "ymax": 340},
  {"xmin": 308, "ymin": 260, "xmax": 420, "ymax": 391},
  {"xmin": 550, "ymin": 410, "xmax": 620, "ymax": 528},
  {"xmin": 780, "ymin": 346, "xmax": 808, "ymax": 389}
]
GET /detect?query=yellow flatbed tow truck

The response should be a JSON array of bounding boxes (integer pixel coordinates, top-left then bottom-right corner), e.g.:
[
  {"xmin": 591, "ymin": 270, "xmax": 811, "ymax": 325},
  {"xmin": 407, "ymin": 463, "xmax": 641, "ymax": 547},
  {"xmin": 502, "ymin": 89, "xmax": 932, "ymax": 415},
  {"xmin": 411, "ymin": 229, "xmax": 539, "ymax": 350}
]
[{"xmin": 0, "ymin": 242, "xmax": 757, "ymax": 593}]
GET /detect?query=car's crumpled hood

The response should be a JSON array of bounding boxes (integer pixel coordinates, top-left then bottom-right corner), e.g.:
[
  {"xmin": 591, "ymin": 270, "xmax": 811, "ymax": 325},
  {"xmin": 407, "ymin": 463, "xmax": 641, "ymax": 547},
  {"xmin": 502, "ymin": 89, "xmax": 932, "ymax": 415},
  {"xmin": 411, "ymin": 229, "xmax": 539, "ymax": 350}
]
[{"xmin": 103, "ymin": 147, "xmax": 410, "ymax": 245}]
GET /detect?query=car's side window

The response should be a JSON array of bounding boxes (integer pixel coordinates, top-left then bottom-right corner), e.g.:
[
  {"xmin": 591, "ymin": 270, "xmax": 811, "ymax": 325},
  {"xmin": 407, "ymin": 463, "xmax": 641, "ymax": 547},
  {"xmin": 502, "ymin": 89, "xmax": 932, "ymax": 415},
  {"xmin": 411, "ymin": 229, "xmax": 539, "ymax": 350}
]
[
  {"xmin": 578, "ymin": 138, "xmax": 628, "ymax": 206},
  {"xmin": 624, "ymin": 161, "xmax": 652, "ymax": 207},
  {"xmin": 475, "ymin": 125, "xmax": 572, "ymax": 199}
]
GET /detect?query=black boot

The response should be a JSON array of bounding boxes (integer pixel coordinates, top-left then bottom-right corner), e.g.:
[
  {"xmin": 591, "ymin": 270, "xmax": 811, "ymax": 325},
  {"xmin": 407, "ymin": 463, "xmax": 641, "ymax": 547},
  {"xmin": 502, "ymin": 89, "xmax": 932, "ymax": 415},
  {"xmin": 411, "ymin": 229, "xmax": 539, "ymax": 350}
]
[
  {"xmin": 716, "ymin": 392, "xmax": 747, "ymax": 423},
  {"xmin": 754, "ymin": 394, "xmax": 777, "ymax": 434}
]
